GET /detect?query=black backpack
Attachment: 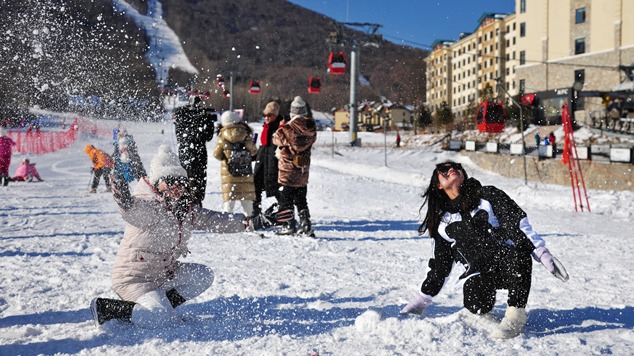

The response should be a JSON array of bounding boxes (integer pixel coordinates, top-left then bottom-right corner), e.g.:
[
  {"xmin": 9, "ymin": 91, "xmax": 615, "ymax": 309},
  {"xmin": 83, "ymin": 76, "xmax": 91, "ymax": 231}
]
[{"xmin": 227, "ymin": 142, "xmax": 253, "ymax": 177}]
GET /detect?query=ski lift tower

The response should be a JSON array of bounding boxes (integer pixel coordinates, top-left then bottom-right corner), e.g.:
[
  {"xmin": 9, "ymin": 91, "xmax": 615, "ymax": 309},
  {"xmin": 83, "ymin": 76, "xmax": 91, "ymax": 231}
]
[{"xmin": 328, "ymin": 22, "xmax": 382, "ymax": 146}]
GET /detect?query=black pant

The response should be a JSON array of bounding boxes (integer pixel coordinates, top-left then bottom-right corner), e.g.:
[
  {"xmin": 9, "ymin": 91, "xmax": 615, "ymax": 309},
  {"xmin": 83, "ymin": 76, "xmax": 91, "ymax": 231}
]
[
  {"xmin": 92, "ymin": 167, "xmax": 111, "ymax": 189},
  {"xmin": 278, "ymin": 186, "xmax": 308, "ymax": 215},
  {"xmin": 462, "ymin": 252, "xmax": 532, "ymax": 314},
  {"xmin": 186, "ymin": 165, "xmax": 207, "ymax": 206}
]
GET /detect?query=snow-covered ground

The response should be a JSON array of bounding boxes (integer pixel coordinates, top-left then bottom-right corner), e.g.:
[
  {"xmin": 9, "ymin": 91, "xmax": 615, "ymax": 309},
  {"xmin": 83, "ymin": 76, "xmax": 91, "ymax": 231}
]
[{"xmin": 1, "ymin": 118, "xmax": 633, "ymax": 355}]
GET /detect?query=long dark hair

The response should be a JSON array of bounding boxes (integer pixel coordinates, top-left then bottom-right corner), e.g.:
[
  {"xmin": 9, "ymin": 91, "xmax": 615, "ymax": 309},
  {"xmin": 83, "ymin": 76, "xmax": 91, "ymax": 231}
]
[{"xmin": 419, "ymin": 161, "xmax": 469, "ymax": 235}]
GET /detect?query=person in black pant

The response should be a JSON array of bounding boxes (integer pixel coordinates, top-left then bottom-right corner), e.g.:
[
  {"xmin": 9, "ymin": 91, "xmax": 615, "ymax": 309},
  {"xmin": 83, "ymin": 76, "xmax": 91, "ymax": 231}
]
[
  {"xmin": 173, "ymin": 95, "xmax": 216, "ymax": 206},
  {"xmin": 400, "ymin": 161, "xmax": 568, "ymax": 338},
  {"xmin": 253, "ymin": 101, "xmax": 283, "ymax": 216},
  {"xmin": 272, "ymin": 96, "xmax": 317, "ymax": 236}
]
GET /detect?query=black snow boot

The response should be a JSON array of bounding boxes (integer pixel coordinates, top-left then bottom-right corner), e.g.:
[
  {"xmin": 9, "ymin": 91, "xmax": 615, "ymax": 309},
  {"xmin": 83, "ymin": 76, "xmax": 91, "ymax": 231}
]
[
  {"xmin": 276, "ymin": 219, "xmax": 297, "ymax": 235},
  {"xmin": 299, "ymin": 209, "xmax": 312, "ymax": 234},
  {"xmin": 166, "ymin": 288, "xmax": 187, "ymax": 308},
  {"xmin": 90, "ymin": 297, "xmax": 135, "ymax": 326}
]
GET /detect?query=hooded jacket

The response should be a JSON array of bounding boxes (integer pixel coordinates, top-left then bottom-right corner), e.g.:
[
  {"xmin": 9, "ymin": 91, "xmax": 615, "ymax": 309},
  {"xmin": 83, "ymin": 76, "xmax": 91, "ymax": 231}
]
[
  {"xmin": 212, "ymin": 123, "xmax": 257, "ymax": 201},
  {"xmin": 420, "ymin": 178, "xmax": 544, "ymax": 296},
  {"xmin": 111, "ymin": 178, "xmax": 245, "ymax": 301},
  {"xmin": 272, "ymin": 116, "xmax": 317, "ymax": 187},
  {"xmin": 84, "ymin": 144, "xmax": 114, "ymax": 170}
]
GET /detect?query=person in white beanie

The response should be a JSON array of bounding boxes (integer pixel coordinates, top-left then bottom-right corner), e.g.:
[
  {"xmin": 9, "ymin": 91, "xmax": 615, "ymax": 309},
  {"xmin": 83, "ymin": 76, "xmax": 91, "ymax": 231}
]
[
  {"xmin": 272, "ymin": 96, "xmax": 317, "ymax": 236},
  {"xmin": 90, "ymin": 145, "xmax": 247, "ymax": 328},
  {"xmin": 213, "ymin": 111, "xmax": 257, "ymax": 215}
]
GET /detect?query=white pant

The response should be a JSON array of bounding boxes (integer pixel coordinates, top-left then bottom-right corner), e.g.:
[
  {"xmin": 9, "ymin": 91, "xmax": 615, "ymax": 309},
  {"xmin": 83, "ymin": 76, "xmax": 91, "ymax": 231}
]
[
  {"xmin": 223, "ymin": 200, "xmax": 253, "ymax": 216},
  {"xmin": 131, "ymin": 263, "xmax": 214, "ymax": 328}
]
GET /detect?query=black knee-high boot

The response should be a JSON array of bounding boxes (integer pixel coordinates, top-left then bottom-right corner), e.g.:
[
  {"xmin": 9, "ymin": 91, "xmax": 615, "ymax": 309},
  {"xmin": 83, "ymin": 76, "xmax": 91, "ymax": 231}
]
[{"xmin": 90, "ymin": 298, "xmax": 136, "ymax": 325}]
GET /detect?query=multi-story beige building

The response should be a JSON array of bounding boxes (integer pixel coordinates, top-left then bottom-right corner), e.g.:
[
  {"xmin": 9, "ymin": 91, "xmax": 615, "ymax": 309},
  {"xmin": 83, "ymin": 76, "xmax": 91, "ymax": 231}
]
[
  {"xmin": 426, "ymin": 13, "xmax": 518, "ymax": 121},
  {"xmin": 425, "ymin": 40, "xmax": 454, "ymax": 116},
  {"xmin": 425, "ymin": 0, "xmax": 634, "ymax": 126},
  {"xmin": 515, "ymin": 0, "xmax": 634, "ymax": 92}
]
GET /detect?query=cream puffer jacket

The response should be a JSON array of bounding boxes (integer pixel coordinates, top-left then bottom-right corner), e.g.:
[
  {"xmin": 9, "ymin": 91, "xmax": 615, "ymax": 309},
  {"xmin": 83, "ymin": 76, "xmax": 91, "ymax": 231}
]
[{"xmin": 111, "ymin": 178, "xmax": 245, "ymax": 301}]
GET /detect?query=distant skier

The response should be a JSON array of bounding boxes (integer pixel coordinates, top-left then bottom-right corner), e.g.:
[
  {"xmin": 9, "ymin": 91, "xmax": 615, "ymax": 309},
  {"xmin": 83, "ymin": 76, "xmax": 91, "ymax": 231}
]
[
  {"xmin": 90, "ymin": 145, "xmax": 248, "ymax": 328},
  {"xmin": 272, "ymin": 96, "xmax": 317, "ymax": 236},
  {"xmin": 396, "ymin": 131, "xmax": 401, "ymax": 147},
  {"xmin": 12, "ymin": 158, "xmax": 43, "ymax": 182},
  {"xmin": 212, "ymin": 111, "xmax": 257, "ymax": 215},
  {"xmin": 400, "ymin": 161, "xmax": 568, "ymax": 338},
  {"xmin": 84, "ymin": 144, "xmax": 114, "ymax": 193}
]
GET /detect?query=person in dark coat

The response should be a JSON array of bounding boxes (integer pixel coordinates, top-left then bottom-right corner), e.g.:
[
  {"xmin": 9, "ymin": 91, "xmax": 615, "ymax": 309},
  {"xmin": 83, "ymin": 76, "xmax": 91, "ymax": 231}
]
[
  {"xmin": 173, "ymin": 96, "xmax": 216, "ymax": 206},
  {"xmin": 400, "ymin": 161, "xmax": 568, "ymax": 338},
  {"xmin": 253, "ymin": 101, "xmax": 283, "ymax": 216}
]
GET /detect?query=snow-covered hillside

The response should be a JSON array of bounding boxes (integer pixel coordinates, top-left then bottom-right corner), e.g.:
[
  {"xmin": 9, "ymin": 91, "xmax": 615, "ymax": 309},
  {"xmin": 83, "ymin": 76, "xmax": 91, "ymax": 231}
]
[{"xmin": 1, "ymin": 118, "xmax": 633, "ymax": 355}]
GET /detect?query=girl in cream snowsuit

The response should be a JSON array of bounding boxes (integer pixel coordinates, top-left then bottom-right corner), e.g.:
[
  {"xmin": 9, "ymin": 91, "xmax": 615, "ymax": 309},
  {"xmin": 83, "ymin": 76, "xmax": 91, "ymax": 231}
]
[{"xmin": 90, "ymin": 145, "xmax": 246, "ymax": 328}]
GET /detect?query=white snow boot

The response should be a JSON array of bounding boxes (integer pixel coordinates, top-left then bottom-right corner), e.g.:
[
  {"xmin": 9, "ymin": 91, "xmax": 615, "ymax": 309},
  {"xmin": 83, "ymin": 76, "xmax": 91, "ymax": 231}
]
[{"xmin": 492, "ymin": 306, "xmax": 527, "ymax": 339}]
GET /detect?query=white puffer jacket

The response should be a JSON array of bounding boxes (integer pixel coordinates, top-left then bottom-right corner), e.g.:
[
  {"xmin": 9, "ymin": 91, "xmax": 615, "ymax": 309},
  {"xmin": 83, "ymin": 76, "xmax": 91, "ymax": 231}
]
[{"xmin": 111, "ymin": 178, "xmax": 245, "ymax": 301}]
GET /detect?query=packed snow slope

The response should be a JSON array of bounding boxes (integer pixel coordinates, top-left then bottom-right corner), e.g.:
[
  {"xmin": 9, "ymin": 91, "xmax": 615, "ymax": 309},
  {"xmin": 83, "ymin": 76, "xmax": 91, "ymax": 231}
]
[{"xmin": 1, "ymin": 118, "xmax": 633, "ymax": 355}]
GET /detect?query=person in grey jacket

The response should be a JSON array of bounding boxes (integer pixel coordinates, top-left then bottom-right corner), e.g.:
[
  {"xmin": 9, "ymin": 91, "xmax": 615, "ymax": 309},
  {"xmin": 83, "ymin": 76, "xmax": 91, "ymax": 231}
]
[{"xmin": 90, "ymin": 145, "xmax": 247, "ymax": 328}]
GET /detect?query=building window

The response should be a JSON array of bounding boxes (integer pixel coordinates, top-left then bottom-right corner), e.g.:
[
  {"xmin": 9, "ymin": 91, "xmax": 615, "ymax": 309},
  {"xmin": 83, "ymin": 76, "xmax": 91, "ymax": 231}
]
[
  {"xmin": 575, "ymin": 8, "xmax": 586, "ymax": 24},
  {"xmin": 520, "ymin": 0, "xmax": 526, "ymax": 13},
  {"xmin": 520, "ymin": 23, "xmax": 526, "ymax": 37},
  {"xmin": 575, "ymin": 38, "xmax": 585, "ymax": 54},
  {"xmin": 519, "ymin": 51, "xmax": 526, "ymax": 65},
  {"xmin": 574, "ymin": 69, "xmax": 585, "ymax": 85},
  {"xmin": 519, "ymin": 79, "xmax": 525, "ymax": 93}
]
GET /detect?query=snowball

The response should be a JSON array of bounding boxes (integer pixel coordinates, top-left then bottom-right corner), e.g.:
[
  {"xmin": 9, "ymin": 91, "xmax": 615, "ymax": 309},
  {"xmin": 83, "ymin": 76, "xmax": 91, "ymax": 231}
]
[{"xmin": 355, "ymin": 310, "xmax": 382, "ymax": 333}]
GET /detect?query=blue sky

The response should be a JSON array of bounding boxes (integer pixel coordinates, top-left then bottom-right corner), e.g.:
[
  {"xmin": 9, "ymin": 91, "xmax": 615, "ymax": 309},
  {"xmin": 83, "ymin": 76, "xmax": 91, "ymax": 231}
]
[{"xmin": 288, "ymin": 0, "xmax": 516, "ymax": 50}]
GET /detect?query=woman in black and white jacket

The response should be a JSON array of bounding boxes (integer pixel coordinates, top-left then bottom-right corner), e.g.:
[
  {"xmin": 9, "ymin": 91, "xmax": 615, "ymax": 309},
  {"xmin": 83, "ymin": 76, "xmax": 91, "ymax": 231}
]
[{"xmin": 401, "ymin": 161, "xmax": 568, "ymax": 338}]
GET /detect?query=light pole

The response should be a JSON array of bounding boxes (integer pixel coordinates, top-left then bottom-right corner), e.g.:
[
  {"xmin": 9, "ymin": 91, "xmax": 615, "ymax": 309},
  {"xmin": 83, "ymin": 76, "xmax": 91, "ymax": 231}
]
[
  {"xmin": 349, "ymin": 44, "xmax": 358, "ymax": 146},
  {"xmin": 383, "ymin": 116, "xmax": 388, "ymax": 166},
  {"xmin": 496, "ymin": 78, "xmax": 528, "ymax": 185}
]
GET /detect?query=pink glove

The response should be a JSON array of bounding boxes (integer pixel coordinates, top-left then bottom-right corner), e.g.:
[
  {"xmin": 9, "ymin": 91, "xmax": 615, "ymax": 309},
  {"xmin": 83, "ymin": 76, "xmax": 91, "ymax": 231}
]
[
  {"xmin": 533, "ymin": 247, "xmax": 569, "ymax": 282},
  {"xmin": 400, "ymin": 293, "xmax": 433, "ymax": 315}
]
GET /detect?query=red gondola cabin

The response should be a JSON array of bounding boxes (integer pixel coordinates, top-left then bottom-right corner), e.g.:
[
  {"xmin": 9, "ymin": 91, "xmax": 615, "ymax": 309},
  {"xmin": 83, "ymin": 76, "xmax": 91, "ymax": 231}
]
[
  {"xmin": 216, "ymin": 75, "xmax": 225, "ymax": 88},
  {"xmin": 249, "ymin": 80, "xmax": 261, "ymax": 94},
  {"xmin": 308, "ymin": 77, "xmax": 321, "ymax": 94},
  {"xmin": 476, "ymin": 100, "xmax": 507, "ymax": 133},
  {"xmin": 328, "ymin": 51, "xmax": 346, "ymax": 75}
]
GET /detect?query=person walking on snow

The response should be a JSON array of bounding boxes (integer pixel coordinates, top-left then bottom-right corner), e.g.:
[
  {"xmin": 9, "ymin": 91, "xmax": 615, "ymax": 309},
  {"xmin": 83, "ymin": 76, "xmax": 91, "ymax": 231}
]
[
  {"xmin": 213, "ymin": 111, "xmax": 258, "ymax": 215},
  {"xmin": 12, "ymin": 158, "xmax": 43, "ymax": 182},
  {"xmin": 0, "ymin": 128, "xmax": 16, "ymax": 186},
  {"xmin": 84, "ymin": 144, "xmax": 114, "ymax": 193},
  {"xmin": 90, "ymin": 145, "xmax": 248, "ymax": 328},
  {"xmin": 173, "ymin": 95, "xmax": 216, "ymax": 206},
  {"xmin": 400, "ymin": 161, "xmax": 568, "ymax": 338},
  {"xmin": 272, "ymin": 96, "xmax": 317, "ymax": 236},
  {"xmin": 253, "ymin": 101, "xmax": 283, "ymax": 217}
]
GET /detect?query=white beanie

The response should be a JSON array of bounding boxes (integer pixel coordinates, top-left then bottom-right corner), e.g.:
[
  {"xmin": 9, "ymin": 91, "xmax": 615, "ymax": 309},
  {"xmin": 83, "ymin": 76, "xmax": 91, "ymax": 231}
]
[
  {"xmin": 221, "ymin": 111, "xmax": 242, "ymax": 126},
  {"xmin": 290, "ymin": 96, "xmax": 307, "ymax": 119},
  {"xmin": 149, "ymin": 145, "xmax": 187, "ymax": 185}
]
